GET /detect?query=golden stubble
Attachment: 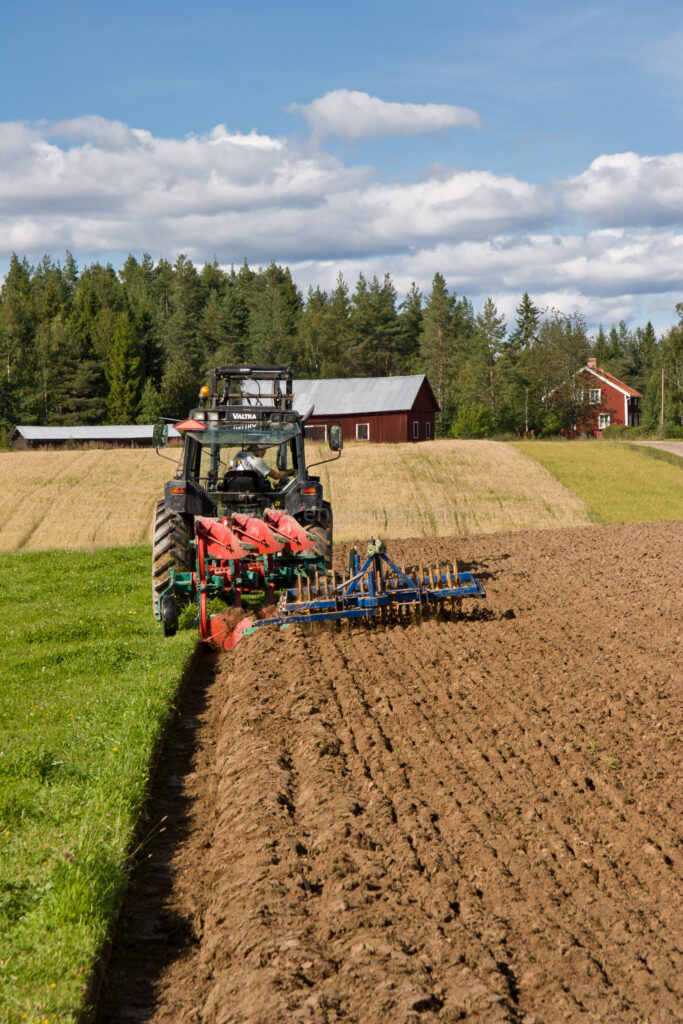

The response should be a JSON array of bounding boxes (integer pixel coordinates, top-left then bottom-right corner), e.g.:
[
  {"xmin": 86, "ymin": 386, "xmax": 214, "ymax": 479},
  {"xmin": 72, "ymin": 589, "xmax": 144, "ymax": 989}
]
[
  {"xmin": 0, "ymin": 448, "xmax": 177, "ymax": 551},
  {"xmin": 0, "ymin": 440, "xmax": 590, "ymax": 551},
  {"xmin": 312, "ymin": 440, "xmax": 590, "ymax": 539}
]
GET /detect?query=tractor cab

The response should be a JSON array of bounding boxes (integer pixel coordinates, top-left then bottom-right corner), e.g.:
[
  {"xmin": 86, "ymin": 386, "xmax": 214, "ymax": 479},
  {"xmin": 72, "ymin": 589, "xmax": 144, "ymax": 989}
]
[{"xmin": 156, "ymin": 366, "xmax": 341, "ymax": 523}]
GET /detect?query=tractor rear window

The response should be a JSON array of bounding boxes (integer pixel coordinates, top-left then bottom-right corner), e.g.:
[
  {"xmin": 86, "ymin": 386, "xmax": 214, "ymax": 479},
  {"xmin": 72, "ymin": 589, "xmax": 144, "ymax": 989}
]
[{"xmin": 187, "ymin": 427, "xmax": 300, "ymax": 491}]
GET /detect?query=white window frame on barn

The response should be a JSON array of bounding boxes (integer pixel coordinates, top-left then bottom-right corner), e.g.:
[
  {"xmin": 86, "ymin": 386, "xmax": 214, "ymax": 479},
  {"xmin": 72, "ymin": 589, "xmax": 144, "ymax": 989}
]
[
  {"xmin": 589, "ymin": 388, "xmax": 602, "ymax": 404},
  {"xmin": 412, "ymin": 420, "xmax": 419, "ymax": 440},
  {"xmin": 356, "ymin": 423, "xmax": 370, "ymax": 441},
  {"xmin": 598, "ymin": 413, "xmax": 611, "ymax": 430}
]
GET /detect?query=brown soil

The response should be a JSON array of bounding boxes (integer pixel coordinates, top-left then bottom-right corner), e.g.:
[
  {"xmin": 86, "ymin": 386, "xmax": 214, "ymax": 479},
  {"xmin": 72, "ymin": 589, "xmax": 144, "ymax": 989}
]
[{"xmin": 96, "ymin": 522, "xmax": 682, "ymax": 1024}]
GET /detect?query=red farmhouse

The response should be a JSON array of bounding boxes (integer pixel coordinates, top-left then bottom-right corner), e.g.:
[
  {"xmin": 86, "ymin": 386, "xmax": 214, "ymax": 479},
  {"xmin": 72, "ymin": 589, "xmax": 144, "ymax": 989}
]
[
  {"xmin": 569, "ymin": 359, "xmax": 642, "ymax": 438},
  {"xmin": 293, "ymin": 375, "xmax": 439, "ymax": 443}
]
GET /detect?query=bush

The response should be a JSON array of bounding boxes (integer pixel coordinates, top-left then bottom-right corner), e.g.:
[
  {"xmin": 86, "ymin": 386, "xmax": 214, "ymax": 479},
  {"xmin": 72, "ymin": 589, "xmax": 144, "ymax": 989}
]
[
  {"xmin": 451, "ymin": 404, "xmax": 493, "ymax": 439},
  {"xmin": 535, "ymin": 407, "xmax": 568, "ymax": 438},
  {"xmin": 602, "ymin": 424, "xmax": 683, "ymax": 440}
]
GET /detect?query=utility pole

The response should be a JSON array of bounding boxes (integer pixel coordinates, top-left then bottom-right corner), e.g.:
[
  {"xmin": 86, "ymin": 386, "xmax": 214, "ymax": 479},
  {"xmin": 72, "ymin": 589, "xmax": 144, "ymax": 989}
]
[{"xmin": 660, "ymin": 367, "xmax": 665, "ymax": 434}]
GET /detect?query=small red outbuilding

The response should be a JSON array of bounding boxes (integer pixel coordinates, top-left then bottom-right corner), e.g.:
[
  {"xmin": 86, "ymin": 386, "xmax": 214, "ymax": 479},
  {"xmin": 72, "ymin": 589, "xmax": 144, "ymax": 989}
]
[{"xmin": 293, "ymin": 375, "xmax": 440, "ymax": 443}]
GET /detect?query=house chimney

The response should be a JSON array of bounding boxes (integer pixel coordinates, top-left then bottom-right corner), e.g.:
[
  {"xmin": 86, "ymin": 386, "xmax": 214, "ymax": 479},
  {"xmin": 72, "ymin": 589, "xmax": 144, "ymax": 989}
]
[{"xmin": 587, "ymin": 358, "xmax": 597, "ymax": 369}]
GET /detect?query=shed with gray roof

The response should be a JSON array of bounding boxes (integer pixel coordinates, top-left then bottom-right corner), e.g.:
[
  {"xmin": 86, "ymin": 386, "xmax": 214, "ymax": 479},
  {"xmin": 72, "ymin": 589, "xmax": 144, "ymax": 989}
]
[
  {"xmin": 10, "ymin": 424, "xmax": 181, "ymax": 451},
  {"xmin": 292, "ymin": 375, "xmax": 439, "ymax": 443}
]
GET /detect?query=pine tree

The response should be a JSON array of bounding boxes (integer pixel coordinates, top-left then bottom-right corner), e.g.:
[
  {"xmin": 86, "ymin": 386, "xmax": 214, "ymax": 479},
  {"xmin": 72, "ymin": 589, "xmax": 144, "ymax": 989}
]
[
  {"xmin": 419, "ymin": 273, "xmax": 457, "ymax": 433},
  {"xmin": 592, "ymin": 326, "xmax": 609, "ymax": 365},
  {"xmin": 165, "ymin": 254, "xmax": 204, "ymax": 370},
  {"xmin": 159, "ymin": 353, "xmax": 200, "ymax": 420},
  {"xmin": 137, "ymin": 379, "xmax": 163, "ymax": 424},
  {"xmin": 509, "ymin": 292, "xmax": 539, "ymax": 351},
  {"xmin": 294, "ymin": 287, "xmax": 329, "ymax": 377},
  {"xmin": 323, "ymin": 273, "xmax": 353, "ymax": 376},
  {"xmin": 398, "ymin": 282, "xmax": 423, "ymax": 374},
  {"xmin": 0, "ymin": 253, "xmax": 36, "ymax": 392},
  {"xmin": 105, "ymin": 312, "xmax": 144, "ymax": 422}
]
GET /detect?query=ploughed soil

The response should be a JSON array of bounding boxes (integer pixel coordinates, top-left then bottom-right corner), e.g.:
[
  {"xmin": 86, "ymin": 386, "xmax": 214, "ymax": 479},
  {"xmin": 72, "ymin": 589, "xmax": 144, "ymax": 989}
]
[{"xmin": 96, "ymin": 522, "xmax": 682, "ymax": 1024}]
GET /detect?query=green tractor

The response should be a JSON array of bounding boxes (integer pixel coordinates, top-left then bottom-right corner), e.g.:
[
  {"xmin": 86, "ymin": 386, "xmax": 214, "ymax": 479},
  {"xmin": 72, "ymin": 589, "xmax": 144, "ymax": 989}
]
[{"xmin": 152, "ymin": 365, "xmax": 342, "ymax": 646}]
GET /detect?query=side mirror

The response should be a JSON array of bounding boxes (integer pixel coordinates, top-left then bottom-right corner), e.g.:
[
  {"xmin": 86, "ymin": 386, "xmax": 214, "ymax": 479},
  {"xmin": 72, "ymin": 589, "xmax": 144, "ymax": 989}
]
[
  {"xmin": 153, "ymin": 422, "xmax": 168, "ymax": 449},
  {"xmin": 328, "ymin": 424, "xmax": 343, "ymax": 452}
]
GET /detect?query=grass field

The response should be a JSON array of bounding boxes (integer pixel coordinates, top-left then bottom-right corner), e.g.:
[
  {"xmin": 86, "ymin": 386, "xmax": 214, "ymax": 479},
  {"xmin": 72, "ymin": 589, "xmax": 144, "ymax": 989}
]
[
  {"xmin": 0, "ymin": 547, "xmax": 195, "ymax": 1023},
  {"xmin": 515, "ymin": 440, "xmax": 683, "ymax": 524}
]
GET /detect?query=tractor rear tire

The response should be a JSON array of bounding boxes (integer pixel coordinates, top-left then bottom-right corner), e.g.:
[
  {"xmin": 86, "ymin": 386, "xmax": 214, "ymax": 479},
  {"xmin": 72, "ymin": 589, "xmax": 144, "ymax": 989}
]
[
  {"xmin": 307, "ymin": 522, "xmax": 332, "ymax": 570},
  {"xmin": 152, "ymin": 500, "xmax": 193, "ymax": 620}
]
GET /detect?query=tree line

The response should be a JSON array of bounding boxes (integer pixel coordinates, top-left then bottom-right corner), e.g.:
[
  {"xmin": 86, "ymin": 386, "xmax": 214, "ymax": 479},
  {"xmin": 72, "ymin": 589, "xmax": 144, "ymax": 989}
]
[{"xmin": 0, "ymin": 251, "xmax": 681, "ymax": 441}]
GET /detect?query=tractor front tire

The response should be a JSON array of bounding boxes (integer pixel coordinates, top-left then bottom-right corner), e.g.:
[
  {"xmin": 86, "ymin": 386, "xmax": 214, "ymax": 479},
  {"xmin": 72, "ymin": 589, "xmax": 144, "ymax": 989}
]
[
  {"xmin": 307, "ymin": 522, "xmax": 332, "ymax": 570},
  {"xmin": 152, "ymin": 500, "xmax": 193, "ymax": 620}
]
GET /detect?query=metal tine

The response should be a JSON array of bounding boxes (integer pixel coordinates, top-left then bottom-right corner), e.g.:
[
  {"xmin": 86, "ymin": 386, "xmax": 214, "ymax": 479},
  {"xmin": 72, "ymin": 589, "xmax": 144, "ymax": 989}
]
[{"xmin": 298, "ymin": 572, "xmax": 304, "ymax": 601}]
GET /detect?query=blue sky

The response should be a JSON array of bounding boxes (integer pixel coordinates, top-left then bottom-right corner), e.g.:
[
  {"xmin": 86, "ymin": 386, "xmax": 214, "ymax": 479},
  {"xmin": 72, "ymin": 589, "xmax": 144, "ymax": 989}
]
[{"xmin": 1, "ymin": 0, "xmax": 682, "ymax": 330}]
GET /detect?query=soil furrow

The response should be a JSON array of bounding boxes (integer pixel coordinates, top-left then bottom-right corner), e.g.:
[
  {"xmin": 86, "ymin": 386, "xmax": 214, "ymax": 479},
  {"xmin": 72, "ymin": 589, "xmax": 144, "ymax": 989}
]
[{"xmin": 96, "ymin": 522, "xmax": 682, "ymax": 1024}]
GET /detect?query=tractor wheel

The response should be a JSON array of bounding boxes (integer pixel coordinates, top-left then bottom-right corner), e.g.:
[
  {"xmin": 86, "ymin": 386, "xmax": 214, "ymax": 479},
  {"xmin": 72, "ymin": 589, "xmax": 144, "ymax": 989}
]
[
  {"xmin": 152, "ymin": 500, "xmax": 193, "ymax": 620},
  {"xmin": 307, "ymin": 522, "xmax": 332, "ymax": 570}
]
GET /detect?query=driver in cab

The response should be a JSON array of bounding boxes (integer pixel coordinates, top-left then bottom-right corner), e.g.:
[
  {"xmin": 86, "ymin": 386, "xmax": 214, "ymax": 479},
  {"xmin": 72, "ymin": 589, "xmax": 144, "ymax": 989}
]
[{"xmin": 230, "ymin": 443, "xmax": 295, "ymax": 486}]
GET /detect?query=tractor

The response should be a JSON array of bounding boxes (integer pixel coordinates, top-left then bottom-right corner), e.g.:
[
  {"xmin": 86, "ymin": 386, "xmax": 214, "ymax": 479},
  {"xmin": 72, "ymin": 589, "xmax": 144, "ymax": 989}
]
[
  {"xmin": 153, "ymin": 365, "xmax": 484, "ymax": 650},
  {"xmin": 152, "ymin": 365, "xmax": 341, "ymax": 646}
]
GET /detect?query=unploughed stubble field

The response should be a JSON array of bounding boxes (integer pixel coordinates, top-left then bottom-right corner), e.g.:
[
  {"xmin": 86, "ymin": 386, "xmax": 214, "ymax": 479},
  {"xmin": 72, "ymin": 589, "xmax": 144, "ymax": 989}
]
[{"xmin": 0, "ymin": 441, "xmax": 591, "ymax": 552}]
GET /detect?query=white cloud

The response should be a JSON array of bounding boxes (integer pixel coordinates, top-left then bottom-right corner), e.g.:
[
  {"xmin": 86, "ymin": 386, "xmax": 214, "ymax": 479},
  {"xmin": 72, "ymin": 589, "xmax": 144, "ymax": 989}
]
[
  {"xmin": 0, "ymin": 118, "xmax": 552, "ymax": 259},
  {"xmin": 1, "ymin": 115, "xmax": 682, "ymax": 330},
  {"xmin": 564, "ymin": 152, "xmax": 683, "ymax": 227},
  {"xmin": 289, "ymin": 228, "xmax": 683, "ymax": 329},
  {"xmin": 286, "ymin": 89, "xmax": 481, "ymax": 141}
]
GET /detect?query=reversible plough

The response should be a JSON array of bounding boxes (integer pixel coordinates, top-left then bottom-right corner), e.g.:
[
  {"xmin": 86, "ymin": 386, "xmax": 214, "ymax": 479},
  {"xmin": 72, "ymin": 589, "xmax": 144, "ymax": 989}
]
[{"xmin": 160, "ymin": 509, "xmax": 485, "ymax": 650}]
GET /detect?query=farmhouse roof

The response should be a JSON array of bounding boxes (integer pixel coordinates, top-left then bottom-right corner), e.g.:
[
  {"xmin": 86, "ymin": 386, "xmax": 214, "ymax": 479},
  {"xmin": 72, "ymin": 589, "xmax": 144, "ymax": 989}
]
[
  {"xmin": 12, "ymin": 424, "xmax": 181, "ymax": 441},
  {"xmin": 581, "ymin": 365, "xmax": 642, "ymax": 398},
  {"xmin": 292, "ymin": 375, "xmax": 437, "ymax": 416}
]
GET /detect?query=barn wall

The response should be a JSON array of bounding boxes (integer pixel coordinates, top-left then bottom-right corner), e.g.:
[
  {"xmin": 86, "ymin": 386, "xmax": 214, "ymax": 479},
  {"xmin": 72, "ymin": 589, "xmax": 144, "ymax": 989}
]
[
  {"xmin": 308, "ymin": 413, "xmax": 409, "ymax": 443},
  {"xmin": 407, "ymin": 411, "xmax": 435, "ymax": 441}
]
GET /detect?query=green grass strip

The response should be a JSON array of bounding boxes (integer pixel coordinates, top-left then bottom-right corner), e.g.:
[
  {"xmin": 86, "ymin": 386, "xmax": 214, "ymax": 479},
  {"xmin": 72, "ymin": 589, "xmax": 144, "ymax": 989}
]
[
  {"xmin": 0, "ymin": 546, "xmax": 196, "ymax": 1023},
  {"xmin": 514, "ymin": 440, "xmax": 683, "ymax": 524}
]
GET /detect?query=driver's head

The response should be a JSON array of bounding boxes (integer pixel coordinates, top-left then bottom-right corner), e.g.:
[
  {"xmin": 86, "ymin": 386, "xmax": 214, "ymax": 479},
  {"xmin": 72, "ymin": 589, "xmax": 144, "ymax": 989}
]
[{"xmin": 247, "ymin": 443, "xmax": 266, "ymax": 457}]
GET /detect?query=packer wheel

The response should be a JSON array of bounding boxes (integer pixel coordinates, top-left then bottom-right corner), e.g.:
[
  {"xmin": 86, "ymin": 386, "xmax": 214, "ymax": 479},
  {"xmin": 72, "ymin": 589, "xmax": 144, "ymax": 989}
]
[{"xmin": 160, "ymin": 594, "xmax": 179, "ymax": 636}]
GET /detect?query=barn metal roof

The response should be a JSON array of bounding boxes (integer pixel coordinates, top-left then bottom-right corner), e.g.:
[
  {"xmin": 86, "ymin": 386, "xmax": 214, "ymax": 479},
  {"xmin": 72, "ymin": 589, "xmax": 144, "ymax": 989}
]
[
  {"xmin": 13, "ymin": 424, "xmax": 181, "ymax": 440},
  {"xmin": 292, "ymin": 375, "xmax": 431, "ymax": 416}
]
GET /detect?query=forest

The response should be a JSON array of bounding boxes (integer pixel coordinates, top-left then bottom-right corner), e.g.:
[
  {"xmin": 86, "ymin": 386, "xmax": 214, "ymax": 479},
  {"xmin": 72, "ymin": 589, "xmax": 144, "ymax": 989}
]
[{"xmin": 0, "ymin": 251, "xmax": 681, "ymax": 442}]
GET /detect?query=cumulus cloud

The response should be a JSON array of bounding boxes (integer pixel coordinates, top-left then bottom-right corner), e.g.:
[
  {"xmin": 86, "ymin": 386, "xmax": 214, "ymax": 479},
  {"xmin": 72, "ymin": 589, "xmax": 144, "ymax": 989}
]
[
  {"xmin": 286, "ymin": 90, "xmax": 481, "ymax": 141},
  {"xmin": 564, "ymin": 152, "xmax": 683, "ymax": 227},
  {"xmin": 0, "ymin": 117, "xmax": 551, "ymax": 260},
  {"xmin": 1, "ymin": 115, "xmax": 682, "ymax": 328},
  {"xmin": 289, "ymin": 228, "xmax": 683, "ymax": 328}
]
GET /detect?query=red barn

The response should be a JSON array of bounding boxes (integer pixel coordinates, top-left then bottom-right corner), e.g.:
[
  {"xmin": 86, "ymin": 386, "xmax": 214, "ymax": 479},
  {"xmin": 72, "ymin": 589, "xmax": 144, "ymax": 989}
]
[{"xmin": 293, "ymin": 375, "xmax": 440, "ymax": 443}]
